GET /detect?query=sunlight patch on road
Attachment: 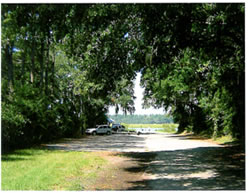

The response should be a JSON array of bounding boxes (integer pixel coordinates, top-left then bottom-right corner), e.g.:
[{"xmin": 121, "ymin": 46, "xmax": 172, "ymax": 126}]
[{"xmin": 152, "ymin": 169, "xmax": 217, "ymax": 180}]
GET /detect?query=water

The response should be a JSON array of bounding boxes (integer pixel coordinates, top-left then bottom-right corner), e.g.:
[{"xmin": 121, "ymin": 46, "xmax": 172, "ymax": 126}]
[
  {"xmin": 129, "ymin": 128, "xmax": 163, "ymax": 132},
  {"xmin": 129, "ymin": 127, "xmax": 178, "ymax": 132}
]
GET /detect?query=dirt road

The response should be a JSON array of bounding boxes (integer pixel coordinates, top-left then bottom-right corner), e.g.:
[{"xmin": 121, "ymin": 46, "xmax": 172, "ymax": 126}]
[
  {"xmin": 45, "ymin": 133, "xmax": 245, "ymax": 190},
  {"xmin": 45, "ymin": 133, "xmax": 221, "ymax": 152}
]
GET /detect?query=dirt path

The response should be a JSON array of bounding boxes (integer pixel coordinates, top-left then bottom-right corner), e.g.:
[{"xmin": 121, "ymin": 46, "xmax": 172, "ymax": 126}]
[
  {"xmin": 44, "ymin": 133, "xmax": 245, "ymax": 190},
  {"xmin": 129, "ymin": 145, "xmax": 245, "ymax": 190},
  {"xmin": 83, "ymin": 151, "xmax": 156, "ymax": 190}
]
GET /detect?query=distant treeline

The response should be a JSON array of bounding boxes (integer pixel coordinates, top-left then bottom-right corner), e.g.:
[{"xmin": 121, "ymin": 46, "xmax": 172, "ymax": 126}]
[{"xmin": 108, "ymin": 114, "xmax": 173, "ymax": 124}]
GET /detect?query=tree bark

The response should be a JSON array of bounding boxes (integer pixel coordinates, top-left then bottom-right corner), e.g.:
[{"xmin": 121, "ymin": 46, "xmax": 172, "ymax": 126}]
[
  {"xmin": 21, "ymin": 49, "xmax": 26, "ymax": 85},
  {"xmin": 39, "ymin": 41, "xmax": 44, "ymax": 89},
  {"xmin": 45, "ymin": 36, "xmax": 50, "ymax": 95},
  {"xmin": 6, "ymin": 42, "xmax": 14, "ymax": 91},
  {"xmin": 30, "ymin": 39, "xmax": 35, "ymax": 83},
  {"xmin": 51, "ymin": 51, "xmax": 55, "ymax": 93}
]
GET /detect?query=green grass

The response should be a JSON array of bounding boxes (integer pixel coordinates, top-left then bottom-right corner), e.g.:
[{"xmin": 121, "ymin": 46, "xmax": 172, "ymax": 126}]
[
  {"xmin": 122, "ymin": 123, "xmax": 179, "ymax": 133},
  {"xmin": 213, "ymin": 135, "xmax": 236, "ymax": 144},
  {"xmin": 157, "ymin": 124, "xmax": 179, "ymax": 133},
  {"xmin": 1, "ymin": 148, "xmax": 106, "ymax": 190}
]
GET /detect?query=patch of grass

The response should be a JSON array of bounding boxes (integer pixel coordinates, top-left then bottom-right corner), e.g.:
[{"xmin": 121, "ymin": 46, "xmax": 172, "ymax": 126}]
[
  {"xmin": 158, "ymin": 124, "xmax": 179, "ymax": 133},
  {"xmin": 213, "ymin": 135, "xmax": 236, "ymax": 145},
  {"xmin": 182, "ymin": 131, "xmax": 239, "ymax": 146},
  {"xmin": 1, "ymin": 148, "xmax": 107, "ymax": 190}
]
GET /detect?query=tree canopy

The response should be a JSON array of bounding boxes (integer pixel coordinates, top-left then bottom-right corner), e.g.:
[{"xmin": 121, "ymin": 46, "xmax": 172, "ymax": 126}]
[{"xmin": 1, "ymin": 3, "xmax": 245, "ymax": 150}]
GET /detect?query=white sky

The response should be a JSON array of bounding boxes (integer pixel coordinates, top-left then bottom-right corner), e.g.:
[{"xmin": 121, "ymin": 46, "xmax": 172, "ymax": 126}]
[{"xmin": 108, "ymin": 72, "xmax": 165, "ymax": 115}]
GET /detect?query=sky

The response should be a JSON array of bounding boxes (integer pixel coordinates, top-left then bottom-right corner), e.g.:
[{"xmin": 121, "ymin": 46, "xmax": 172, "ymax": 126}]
[{"xmin": 108, "ymin": 72, "xmax": 165, "ymax": 115}]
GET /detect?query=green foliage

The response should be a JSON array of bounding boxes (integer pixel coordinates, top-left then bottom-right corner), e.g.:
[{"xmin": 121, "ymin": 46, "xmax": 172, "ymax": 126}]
[
  {"xmin": 2, "ymin": 102, "xmax": 27, "ymax": 149},
  {"xmin": 1, "ymin": 3, "xmax": 245, "ymax": 151},
  {"xmin": 2, "ymin": 83, "xmax": 63, "ymax": 150},
  {"xmin": 1, "ymin": 4, "xmax": 139, "ymax": 150},
  {"xmin": 139, "ymin": 4, "xmax": 245, "ymax": 140}
]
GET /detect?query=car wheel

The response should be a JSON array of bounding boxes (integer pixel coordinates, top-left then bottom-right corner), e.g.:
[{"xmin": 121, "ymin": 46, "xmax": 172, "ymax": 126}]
[
  {"xmin": 107, "ymin": 131, "xmax": 111, "ymax": 135},
  {"xmin": 92, "ymin": 131, "xmax": 96, "ymax": 136}
]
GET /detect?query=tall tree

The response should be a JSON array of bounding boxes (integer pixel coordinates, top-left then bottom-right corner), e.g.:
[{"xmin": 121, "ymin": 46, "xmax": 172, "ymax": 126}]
[
  {"xmin": 1, "ymin": 3, "xmax": 245, "ymax": 151},
  {"xmin": 139, "ymin": 3, "xmax": 245, "ymax": 139}
]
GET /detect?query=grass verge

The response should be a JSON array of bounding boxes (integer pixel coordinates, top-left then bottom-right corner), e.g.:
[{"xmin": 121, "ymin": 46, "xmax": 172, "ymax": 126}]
[
  {"xmin": 179, "ymin": 131, "xmax": 239, "ymax": 146},
  {"xmin": 1, "ymin": 148, "xmax": 107, "ymax": 190},
  {"xmin": 213, "ymin": 135, "xmax": 239, "ymax": 145}
]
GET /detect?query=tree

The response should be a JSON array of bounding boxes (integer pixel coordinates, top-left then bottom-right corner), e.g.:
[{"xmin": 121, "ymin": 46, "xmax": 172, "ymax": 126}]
[
  {"xmin": 139, "ymin": 3, "xmax": 245, "ymax": 139},
  {"xmin": 1, "ymin": 3, "xmax": 245, "ymax": 151}
]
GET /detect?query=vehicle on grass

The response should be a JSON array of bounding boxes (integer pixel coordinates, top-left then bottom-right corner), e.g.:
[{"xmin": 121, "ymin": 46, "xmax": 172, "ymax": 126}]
[
  {"xmin": 111, "ymin": 124, "xmax": 126, "ymax": 132},
  {"xmin": 85, "ymin": 125, "xmax": 112, "ymax": 135}
]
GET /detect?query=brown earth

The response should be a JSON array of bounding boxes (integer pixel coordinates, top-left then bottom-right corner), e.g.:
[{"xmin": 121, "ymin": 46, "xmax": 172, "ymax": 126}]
[{"xmin": 84, "ymin": 151, "xmax": 156, "ymax": 190}]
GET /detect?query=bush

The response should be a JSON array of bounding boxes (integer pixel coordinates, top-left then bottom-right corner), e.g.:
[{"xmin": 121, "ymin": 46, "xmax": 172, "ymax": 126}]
[{"xmin": 2, "ymin": 102, "xmax": 28, "ymax": 151}]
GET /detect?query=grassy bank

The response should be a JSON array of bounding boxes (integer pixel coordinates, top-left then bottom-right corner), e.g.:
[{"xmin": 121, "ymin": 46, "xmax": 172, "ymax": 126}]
[
  {"xmin": 179, "ymin": 130, "xmax": 239, "ymax": 146},
  {"xmin": 210, "ymin": 134, "xmax": 239, "ymax": 145},
  {"xmin": 122, "ymin": 123, "xmax": 179, "ymax": 133},
  {"xmin": 1, "ymin": 148, "xmax": 106, "ymax": 190}
]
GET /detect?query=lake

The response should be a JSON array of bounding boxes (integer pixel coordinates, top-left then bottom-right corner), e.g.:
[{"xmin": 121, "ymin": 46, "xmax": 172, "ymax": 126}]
[{"xmin": 128, "ymin": 127, "xmax": 178, "ymax": 132}]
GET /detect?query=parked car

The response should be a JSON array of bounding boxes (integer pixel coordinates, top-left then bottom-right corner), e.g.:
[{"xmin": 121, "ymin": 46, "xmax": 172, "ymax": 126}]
[
  {"xmin": 111, "ymin": 124, "xmax": 126, "ymax": 132},
  {"xmin": 85, "ymin": 125, "xmax": 112, "ymax": 135}
]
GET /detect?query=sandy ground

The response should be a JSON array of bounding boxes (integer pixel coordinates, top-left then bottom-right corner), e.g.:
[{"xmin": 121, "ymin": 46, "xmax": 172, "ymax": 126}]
[{"xmin": 44, "ymin": 133, "xmax": 245, "ymax": 190}]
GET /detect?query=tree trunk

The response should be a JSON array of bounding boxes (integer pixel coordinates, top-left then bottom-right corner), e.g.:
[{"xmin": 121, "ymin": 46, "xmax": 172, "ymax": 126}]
[
  {"xmin": 21, "ymin": 49, "xmax": 26, "ymax": 85},
  {"xmin": 30, "ymin": 39, "xmax": 35, "ymax": 83},
  {"xmin": 6, "ymin": 42, "xmax": 14, "ymax": 90},
  {"xmin": 45, "ymin": 37, "xmax": 50, "ymax": 95},
  {"xmin": 6, "ymin": 42, "xmax": 14, "ymax": 91},
  {"xmin": 51, "ymin": 51, "xmax": 55, "ymax": 93},
  {"xmin": 39, "ymin": 41, "xmax": 44, "ymax": 89}
]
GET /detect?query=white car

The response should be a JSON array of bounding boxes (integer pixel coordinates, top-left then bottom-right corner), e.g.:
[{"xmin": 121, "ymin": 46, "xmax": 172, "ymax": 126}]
[{"xmin": 85, "ymin": 125, "xmax": 112, "ymax": 135}]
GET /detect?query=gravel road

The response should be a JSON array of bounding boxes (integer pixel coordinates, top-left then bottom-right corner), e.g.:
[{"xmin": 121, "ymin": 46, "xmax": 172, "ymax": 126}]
[
  {"xmin": 44, "ymin": 133, "xmax": 245, "ymax": 190},
  {"xmin": 45, "ymin": 133, "xmax": 220, "ymax": 152}
]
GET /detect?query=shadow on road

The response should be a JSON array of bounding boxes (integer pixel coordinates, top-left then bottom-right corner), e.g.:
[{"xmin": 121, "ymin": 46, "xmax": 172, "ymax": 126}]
[
  {"xmin": 119, "ymin": 146, "xmax": 245, "ymax": 190},
  {"xmin": 42, "ymin": 134, "xmax": 245, "ymax": 190},
  {"xmin": 44, "ymin": 134, "xmax": 147, "ymax": 152}
]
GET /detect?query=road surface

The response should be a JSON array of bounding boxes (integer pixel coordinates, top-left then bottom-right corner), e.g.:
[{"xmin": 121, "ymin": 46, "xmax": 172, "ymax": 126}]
[
  {"xmin": 45, "ymin": 133, "xmax": 220, "ymax": 152},
  {"xmin": 44, "ymin": 133, "xmax": 245, "ymax": 190}
]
